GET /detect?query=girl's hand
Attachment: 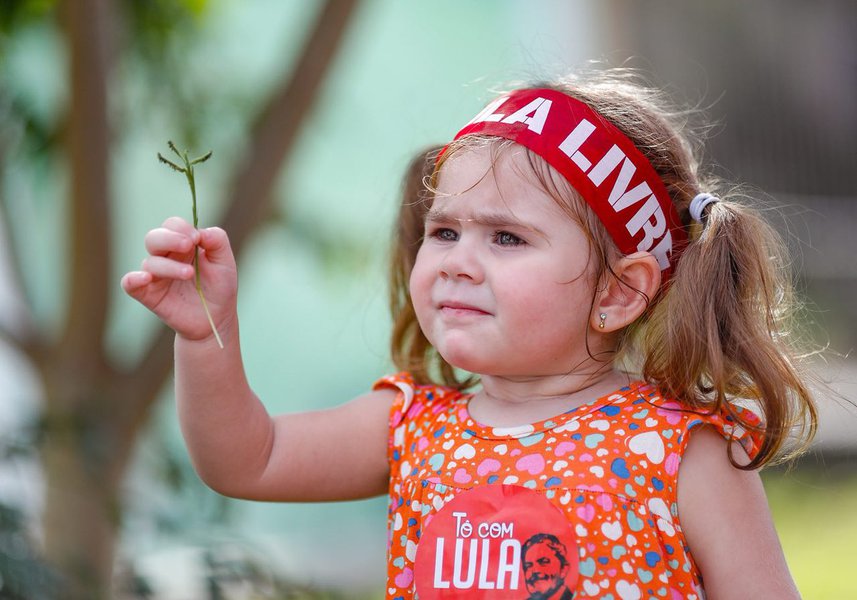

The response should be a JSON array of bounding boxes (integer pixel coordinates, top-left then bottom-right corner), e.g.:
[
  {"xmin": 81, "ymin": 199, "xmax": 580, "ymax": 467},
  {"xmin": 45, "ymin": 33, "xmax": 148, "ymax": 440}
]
[{"xmin": 121, "ymin": 216, "xmax": 238, "ymax": 343}]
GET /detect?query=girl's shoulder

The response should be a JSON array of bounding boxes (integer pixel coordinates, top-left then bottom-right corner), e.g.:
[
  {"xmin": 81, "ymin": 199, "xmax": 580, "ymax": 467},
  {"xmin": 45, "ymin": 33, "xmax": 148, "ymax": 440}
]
[
  {"xmin": 373, "ymin": 371, "xmax": 465, "ymax": 428},
  {"xmin": 622, "ymin": 382, "xmax": 764, "ymax": 462}
]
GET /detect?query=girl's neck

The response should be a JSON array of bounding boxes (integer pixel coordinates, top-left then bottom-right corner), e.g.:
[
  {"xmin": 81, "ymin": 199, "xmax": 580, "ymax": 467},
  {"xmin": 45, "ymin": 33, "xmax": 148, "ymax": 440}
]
[{"xmin": 469, "ymin": 368, "xmax": 633, "ymax": 428}]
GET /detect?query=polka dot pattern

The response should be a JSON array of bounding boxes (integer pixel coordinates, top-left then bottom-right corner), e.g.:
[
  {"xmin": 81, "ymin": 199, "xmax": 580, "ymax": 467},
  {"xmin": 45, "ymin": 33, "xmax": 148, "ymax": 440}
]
[{"xmin": 375, "ymin": 373, "xmax": 762, "ymax": 600}]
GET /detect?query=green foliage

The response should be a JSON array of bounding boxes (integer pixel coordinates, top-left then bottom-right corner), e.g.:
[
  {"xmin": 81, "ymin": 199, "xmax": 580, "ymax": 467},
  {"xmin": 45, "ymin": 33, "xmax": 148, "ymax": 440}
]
[
  {"xmin": 0, "ymin": 0, "xmax": 215, "ymax": 164},
  {"xmin": 0, "ymin": 0, "xmax": 55, "ymax": 32}
]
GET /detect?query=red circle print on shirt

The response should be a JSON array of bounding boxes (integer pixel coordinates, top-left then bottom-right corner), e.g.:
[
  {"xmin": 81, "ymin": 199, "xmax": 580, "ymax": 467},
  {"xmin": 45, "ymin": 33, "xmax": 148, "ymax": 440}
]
[{"xmin": 415, "ymin": 485, "xmax": 579, "ymax": 599}]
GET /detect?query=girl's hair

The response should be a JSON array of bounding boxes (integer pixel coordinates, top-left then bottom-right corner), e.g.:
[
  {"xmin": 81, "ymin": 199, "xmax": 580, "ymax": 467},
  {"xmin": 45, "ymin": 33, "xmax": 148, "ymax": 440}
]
[{"xmin": 388, "ymin": 70, "xmax": 817, "ymax": 469}]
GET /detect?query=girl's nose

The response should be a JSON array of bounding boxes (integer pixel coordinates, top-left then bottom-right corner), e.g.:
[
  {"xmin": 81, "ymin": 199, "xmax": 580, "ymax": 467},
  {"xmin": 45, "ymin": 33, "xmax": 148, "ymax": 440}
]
[{"xmin": 438, "ymin": 239, "xmax": 484, "ymax": 283}]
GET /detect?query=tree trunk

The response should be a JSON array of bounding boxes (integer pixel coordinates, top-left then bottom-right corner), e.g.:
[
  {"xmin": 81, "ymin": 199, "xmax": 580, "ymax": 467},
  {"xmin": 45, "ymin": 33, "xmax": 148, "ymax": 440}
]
[
  {"xmin": 42, "ymin": 0, "xmax": 115, "ymax": 594},
  {"xmin": 37, "ymin": 361, "xmax": 146, "ymax": 599},
  {"xmin": 40, "ymin": 403, "xmax": 123, "ymax": 599}
]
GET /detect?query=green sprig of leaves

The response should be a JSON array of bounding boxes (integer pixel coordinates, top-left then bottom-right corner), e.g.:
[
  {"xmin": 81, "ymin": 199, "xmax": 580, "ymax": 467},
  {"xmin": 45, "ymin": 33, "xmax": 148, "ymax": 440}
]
[{"xmin": 158, "ymin": 141, "xmax": 223, "ymax": 349}]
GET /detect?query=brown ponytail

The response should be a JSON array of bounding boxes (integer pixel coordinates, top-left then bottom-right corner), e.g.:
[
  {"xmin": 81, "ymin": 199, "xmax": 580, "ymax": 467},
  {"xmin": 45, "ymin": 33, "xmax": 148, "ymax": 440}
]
[{"xmin": 639, "ymin": 198, "xmax": 817, "ymax": 468}]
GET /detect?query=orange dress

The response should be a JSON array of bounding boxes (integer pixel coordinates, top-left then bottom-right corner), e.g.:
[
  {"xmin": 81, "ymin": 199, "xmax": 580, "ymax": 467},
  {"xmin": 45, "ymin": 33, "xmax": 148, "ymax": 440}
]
[{"xmin": 374, "ymin": 373, "xmax": 762, "ymax": 600}]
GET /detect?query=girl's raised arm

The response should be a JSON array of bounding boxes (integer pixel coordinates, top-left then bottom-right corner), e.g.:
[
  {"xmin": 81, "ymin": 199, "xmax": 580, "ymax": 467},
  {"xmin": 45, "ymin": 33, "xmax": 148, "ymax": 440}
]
[
  {"xmin": 175, "ymin": 330, "xmax": 393, "ymax": 501},
  {"xmin": 677, "ymin": 428, "xmax": 800, "ymax": 599},
  {"xmin": 122, "ymin": 218, "xmax": 392, "ymax": 502}
]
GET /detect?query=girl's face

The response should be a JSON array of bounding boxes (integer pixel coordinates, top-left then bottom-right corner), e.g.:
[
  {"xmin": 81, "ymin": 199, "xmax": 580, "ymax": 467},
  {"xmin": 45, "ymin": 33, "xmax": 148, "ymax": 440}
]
[{"xmin": 410, "ymin": 145, "xmax": 603, "ymax": 379}]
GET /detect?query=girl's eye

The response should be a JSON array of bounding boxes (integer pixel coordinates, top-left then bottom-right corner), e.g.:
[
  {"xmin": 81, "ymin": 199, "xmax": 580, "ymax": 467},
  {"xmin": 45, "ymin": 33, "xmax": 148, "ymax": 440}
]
[
  {"xmin": 494, "ymin": 231, "xmax": 524, "ymax": 246},
  {"xmin": 430, "ymin": 227, "xmax": 458, "ymax": 242}
]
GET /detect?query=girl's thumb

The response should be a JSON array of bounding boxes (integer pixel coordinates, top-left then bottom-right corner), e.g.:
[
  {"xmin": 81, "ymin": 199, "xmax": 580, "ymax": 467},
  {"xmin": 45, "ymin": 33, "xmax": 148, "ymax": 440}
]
[{"xmin": 198, "ymin": 227, "xmax": 236, "ymax": 265}]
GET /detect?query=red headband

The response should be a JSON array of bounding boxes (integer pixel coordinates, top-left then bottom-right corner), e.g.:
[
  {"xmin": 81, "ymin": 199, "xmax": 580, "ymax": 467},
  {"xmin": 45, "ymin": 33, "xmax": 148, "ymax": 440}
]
[{"xmin": 447, "ymin": 88, "xmax": 688, "ymax": 279}]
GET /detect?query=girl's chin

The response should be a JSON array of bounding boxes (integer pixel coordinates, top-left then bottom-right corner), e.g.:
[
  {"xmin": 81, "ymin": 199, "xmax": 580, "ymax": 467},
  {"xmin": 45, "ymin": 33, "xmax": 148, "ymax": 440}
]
[
  {"xmin": 435, "ymin": 347, "xmax": 491, "ymax": 375},
  {"xmin": 433, "ymin": 336, "xmax": 566, "ymax": 377},
  {"xmin": 437, "ymin": 349, "xmax": 517, "ymax": 379}
]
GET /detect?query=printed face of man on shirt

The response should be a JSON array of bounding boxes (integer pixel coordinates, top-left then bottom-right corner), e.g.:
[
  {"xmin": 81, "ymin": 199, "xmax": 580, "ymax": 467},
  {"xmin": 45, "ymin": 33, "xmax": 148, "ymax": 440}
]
[{"xmin": 522, "ymin": 535, "xmax": 571, "ymax": 599}]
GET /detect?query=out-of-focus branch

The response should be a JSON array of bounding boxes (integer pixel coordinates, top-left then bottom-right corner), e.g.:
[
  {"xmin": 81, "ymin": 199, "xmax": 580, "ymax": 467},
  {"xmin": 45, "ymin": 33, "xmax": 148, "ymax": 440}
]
[{"xmin": 56, "ymin": 0, "xmax": 112, "ymax": 386}]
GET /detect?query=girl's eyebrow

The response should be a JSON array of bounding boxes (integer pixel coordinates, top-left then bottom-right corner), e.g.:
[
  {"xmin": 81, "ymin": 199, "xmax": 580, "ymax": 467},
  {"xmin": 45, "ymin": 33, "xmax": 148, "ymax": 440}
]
[{"xmin": 425, "ymin": 206, "xmax": 545, "ymax": 235}]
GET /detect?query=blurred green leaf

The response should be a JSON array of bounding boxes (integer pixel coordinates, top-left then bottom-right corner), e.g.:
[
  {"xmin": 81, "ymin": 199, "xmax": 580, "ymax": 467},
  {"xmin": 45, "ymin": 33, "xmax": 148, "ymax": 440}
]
[{"xmin": 0, "ymin": 0, "xmax": 56, "ymax": 32}]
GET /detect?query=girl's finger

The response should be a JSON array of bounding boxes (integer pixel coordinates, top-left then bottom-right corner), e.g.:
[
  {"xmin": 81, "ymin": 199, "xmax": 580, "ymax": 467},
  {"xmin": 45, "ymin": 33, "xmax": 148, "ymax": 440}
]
[
  {"xmin": 145, "ymin": 227, "xmax": 198, "ymax": 257},
  {"xmin": 141, "ymin": 255, "xmax": 196, "ymax": 281},
  {"xmin": 198, "ymin": 227, "xmax": 234, "ymax": 262},
  {"xmin": 120, "ymin": 270, "xmax": 152, "ymax": 294},
  {"xmin": 161, "ymin": 216, "xmax": 197, "ymax": 236}
]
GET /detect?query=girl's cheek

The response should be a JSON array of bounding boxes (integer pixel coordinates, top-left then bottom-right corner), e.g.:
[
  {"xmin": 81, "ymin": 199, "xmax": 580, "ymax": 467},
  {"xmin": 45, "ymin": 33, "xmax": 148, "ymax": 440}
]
[
  {"xmin": 409, "ymin": 261, "xmax": 430, "ymax": 307},
  {"xmin": 410, "ymin": 248, "xmax": 435, "ymax": 288}
]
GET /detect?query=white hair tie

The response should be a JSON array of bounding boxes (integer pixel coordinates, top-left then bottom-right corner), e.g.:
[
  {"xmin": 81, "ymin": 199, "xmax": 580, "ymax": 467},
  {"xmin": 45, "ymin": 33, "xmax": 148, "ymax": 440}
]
[{"xmin": 689, "ymin": 192, "xmax": 719, "ymax": 223}]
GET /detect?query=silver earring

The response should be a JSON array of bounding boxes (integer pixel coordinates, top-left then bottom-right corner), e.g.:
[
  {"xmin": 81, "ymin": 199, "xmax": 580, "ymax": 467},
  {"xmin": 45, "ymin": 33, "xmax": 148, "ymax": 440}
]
[{"xmin": 599, "ymin": 313, "xmax": 607, "ymax": 329}]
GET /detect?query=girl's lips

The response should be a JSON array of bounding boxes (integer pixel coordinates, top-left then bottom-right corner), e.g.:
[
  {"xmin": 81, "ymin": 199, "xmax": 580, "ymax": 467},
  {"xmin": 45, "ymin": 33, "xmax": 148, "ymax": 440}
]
[{"xmin": 438, "ymin": 301, "xmax": 490, "ymax": 316}]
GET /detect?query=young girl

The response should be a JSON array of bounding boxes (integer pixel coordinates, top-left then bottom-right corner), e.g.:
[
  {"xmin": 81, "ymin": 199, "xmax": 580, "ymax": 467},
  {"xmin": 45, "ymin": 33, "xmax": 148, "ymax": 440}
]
[{"xmin": 122, "ymin": 70, "xmax": 816, "ymax": 599}]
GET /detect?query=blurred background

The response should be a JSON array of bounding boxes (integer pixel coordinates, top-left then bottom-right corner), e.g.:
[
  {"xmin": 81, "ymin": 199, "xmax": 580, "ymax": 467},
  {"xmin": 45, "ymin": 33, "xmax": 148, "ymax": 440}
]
[{"xmin": 0, "ymin": 0, "xmax": 854, "ymax": 598}]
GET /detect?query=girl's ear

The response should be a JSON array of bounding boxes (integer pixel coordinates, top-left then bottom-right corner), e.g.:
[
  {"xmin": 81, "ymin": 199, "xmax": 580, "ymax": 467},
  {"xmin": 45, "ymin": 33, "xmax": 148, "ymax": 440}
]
[{"xmin": 591, "ymin": 251, "xmax": 661, "ymax": 332}]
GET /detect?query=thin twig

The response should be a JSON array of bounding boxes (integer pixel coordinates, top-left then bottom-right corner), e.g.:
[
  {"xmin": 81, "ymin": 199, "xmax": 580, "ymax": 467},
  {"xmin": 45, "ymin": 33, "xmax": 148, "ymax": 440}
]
[{"xmin": 158, "ymin": 142, "xmax": 222, "ymax": 348}]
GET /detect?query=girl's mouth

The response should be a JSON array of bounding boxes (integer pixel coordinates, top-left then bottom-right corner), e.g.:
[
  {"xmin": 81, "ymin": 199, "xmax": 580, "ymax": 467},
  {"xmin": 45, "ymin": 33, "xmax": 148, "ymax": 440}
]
[{"xmin": 439, "ymin": 301, "xmax": 491, "ymax": 316}]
